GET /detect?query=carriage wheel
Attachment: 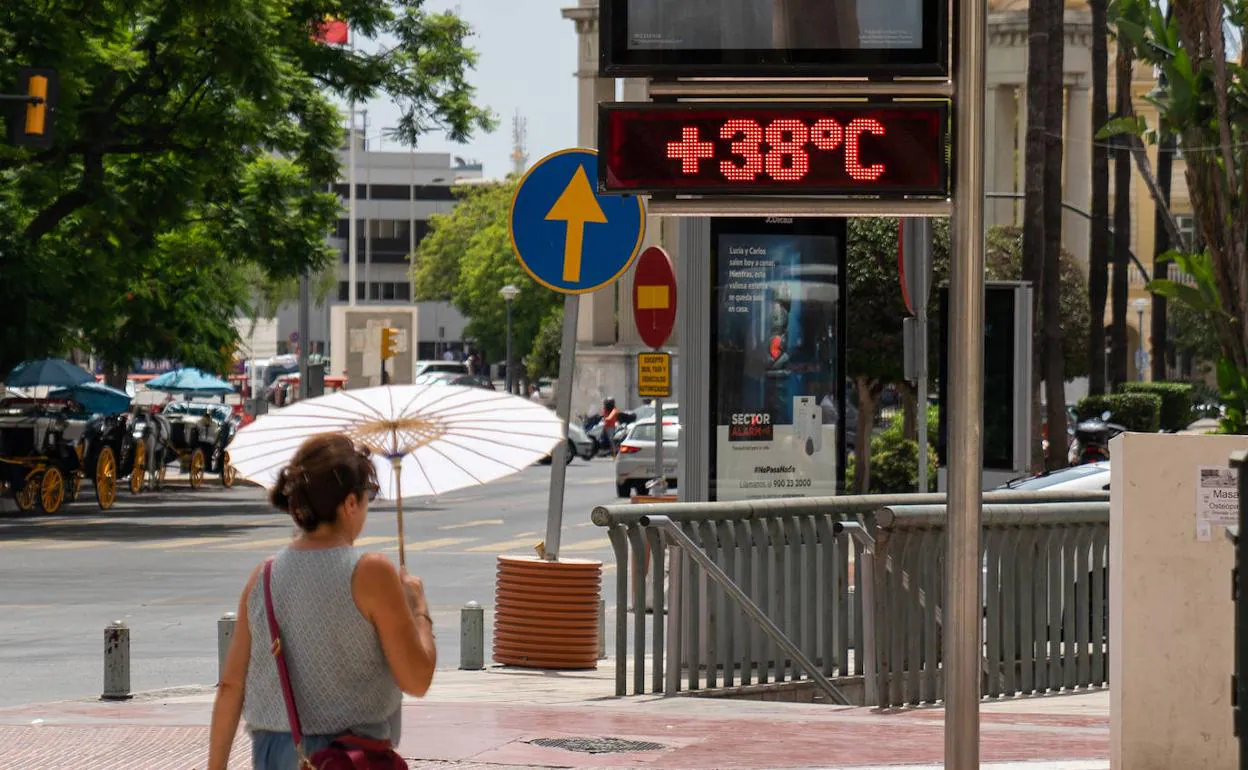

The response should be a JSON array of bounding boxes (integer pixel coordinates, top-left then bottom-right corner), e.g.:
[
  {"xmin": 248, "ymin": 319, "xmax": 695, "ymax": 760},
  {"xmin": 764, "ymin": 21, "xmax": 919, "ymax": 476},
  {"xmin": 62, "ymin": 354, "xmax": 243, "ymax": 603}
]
[
  {"xmin": 39, "ymin": 467, "xmax": 65, "ymax": 515},
  {"xmin": 189, "ymin": 448, "xmax": 205, "ymax": 489},
  {"xmin": 95, "ymin": 447, "xmax": 117, "ymax": 510},
  {"xmin": 13, "ymin": 474, "xmax": 38, "ymax": 513},
  {"xmin": 221, "ymin": 451, "xmax": 236, "ymax": 489},
  {"xmin": 129, "ymin": 440, "xmax": 147, "ymax": 495},
  {"xmin": 66, "ymin": 472, "xmax": 83, "ymax": 503}
]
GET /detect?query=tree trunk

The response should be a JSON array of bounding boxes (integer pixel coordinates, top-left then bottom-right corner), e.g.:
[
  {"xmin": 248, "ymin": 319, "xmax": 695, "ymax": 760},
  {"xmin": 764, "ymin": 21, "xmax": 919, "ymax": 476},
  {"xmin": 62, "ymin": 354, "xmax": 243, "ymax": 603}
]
[
  {"xmin": 1151, "ymin": 131, "xmax": 1174, "ymax": 381},
  {"xmin": 1042, "ymin": 0, "xmax": 1067, "ymax": 470},
  {"xmin": 104, "ymin": 363, "xmax": 128, "ymax": 391},
  {"xmin": 900, "ymin": 380, "xmax": 917, "ymax": 441},
  {"xmin": 854, "ymin": 377, "xmax": 880, "ymax": 494},
  {"xmin": 1023, "ymin": 0, "xmax": 1049, "ymax": 471},
  {"xmin": 1088, "ymin": 0, "xmax": 1110, "ymax": 395},
  {"xmin": 1110, "ymin": 44, "xmax": 1133, "ymax": 388}
]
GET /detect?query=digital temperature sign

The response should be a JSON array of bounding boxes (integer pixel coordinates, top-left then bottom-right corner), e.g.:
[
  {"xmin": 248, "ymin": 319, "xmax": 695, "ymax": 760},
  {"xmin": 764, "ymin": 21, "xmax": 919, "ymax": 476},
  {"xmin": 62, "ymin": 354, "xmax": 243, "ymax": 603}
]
[{"xmin": 598, "ymin": 102, "xmax": 949, "ymax": 197}]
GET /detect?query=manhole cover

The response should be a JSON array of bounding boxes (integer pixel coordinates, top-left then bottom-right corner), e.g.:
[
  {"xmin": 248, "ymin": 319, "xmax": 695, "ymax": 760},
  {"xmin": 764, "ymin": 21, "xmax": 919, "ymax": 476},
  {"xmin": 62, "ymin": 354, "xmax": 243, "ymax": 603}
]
[{"xmin": 528, "ymin": 737, "xmax": 666, "ymax": 754}]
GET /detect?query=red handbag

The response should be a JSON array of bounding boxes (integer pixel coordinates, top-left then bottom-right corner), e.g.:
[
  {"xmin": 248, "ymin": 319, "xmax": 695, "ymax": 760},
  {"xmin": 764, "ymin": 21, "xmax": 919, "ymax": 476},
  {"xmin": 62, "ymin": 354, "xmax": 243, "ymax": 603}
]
[{"xmin": 262, "ymin": 559, "xmax": 407, "ymax": 770}]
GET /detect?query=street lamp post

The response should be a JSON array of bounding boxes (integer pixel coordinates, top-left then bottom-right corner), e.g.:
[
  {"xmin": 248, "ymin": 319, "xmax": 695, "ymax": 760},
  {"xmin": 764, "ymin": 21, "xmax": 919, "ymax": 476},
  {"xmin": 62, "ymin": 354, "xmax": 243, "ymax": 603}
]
[
  {"xmin": 500, "ymin": 284, "xmax": 520, "ymax": 394},
  {"xmin": 1133, "ymin": 297, "xmax": 1149, "ymax": 381}
]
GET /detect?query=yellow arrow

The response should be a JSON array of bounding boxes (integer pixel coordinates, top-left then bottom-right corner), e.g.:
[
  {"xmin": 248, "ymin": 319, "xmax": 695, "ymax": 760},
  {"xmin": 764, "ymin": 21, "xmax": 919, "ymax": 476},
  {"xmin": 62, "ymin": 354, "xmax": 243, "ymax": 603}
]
[{"xmin": 545, "ymin": 165, "xmax": 607, "ymax": 283}]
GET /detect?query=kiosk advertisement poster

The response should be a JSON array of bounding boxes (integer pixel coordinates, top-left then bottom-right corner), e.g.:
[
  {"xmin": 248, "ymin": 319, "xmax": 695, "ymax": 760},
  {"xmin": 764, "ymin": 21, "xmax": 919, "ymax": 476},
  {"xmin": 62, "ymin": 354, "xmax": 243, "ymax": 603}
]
[{"xmin": 709, "ymin": 218, "xmax": 846, "ymax": 502}]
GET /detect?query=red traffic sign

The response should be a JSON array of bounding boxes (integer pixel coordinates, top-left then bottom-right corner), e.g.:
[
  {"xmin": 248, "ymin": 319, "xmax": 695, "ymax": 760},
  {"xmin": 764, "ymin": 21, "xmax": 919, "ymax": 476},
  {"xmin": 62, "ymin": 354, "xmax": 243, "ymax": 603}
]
[{"xmin": 632, "ymin": 246, "xmax": 677, "ymax": 350}]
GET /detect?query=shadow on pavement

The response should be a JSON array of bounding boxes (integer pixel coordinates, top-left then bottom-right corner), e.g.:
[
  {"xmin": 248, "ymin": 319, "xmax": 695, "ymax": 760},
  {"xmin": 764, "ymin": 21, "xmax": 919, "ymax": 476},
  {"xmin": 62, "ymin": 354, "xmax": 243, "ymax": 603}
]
[{"xmin": 0, "ymin": 519, "xmax": 279, "ymax": 543}]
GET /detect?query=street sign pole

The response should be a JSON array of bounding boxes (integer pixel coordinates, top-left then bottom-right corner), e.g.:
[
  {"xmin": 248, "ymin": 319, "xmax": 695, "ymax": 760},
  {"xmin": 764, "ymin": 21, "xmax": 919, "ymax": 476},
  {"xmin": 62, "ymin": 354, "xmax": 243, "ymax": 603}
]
[
  {"xmin": 948, "ymin": 0, "xmax": 988, "ymax": 762},
  {"xmin": 543, "ymin": 294, "xmax": 580, "ymax": 559}
]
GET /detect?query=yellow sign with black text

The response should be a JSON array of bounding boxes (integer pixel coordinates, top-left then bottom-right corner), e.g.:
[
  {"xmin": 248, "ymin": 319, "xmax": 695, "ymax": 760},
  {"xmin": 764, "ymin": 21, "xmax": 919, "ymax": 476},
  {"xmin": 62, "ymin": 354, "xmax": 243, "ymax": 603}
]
[{"xmin": 637, "ymin": 352, "xmax": 671, "ymax": 399}]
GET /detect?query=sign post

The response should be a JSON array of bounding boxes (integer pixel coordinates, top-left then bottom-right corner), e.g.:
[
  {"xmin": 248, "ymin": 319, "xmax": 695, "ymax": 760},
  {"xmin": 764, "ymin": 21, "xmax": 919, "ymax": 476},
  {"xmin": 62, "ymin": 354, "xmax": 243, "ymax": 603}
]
[
  {"xmin": 509, "ymin": 148, "xmax": 645, "ymax": 560},
  {"xmin": 900, "ymin": 218, "xmax": 933, "ymax": 492},
  {"xmin": 632, "ymin": 246, "xmax": 678, "ymax": 496}
]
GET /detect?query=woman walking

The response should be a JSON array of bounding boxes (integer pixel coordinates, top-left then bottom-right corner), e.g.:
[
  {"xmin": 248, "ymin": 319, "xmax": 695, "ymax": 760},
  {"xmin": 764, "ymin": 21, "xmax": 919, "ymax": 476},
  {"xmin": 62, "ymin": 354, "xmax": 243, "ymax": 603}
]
[{"xmin": 207, "ymin": 434, "xmax": 437, "ymax": 769}]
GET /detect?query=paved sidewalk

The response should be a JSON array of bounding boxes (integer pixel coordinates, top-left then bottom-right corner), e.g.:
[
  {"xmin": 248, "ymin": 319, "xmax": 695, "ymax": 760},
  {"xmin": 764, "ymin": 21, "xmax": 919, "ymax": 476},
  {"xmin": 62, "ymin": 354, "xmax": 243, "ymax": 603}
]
[{"xmin": 0, "ymin": 665, "xmax": 1110, "ymax": 769}]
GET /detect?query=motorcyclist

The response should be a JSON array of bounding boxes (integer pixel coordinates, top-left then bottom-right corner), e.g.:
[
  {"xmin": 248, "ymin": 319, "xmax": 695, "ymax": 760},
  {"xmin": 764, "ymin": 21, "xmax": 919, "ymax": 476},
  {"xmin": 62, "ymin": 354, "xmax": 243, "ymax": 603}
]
[{"xmin": 600, "ymin": 397, "xmax": 620, "ymax": 454}]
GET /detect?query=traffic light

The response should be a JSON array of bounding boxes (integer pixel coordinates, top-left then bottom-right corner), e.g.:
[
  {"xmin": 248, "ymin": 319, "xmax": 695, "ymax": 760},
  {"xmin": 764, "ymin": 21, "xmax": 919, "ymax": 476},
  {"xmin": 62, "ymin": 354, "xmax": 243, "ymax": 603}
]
[
  {"xmin": 13, "ymin": 68, "xmax": 56, "ymax": 148},
  {"xmin": 380, "ymin": 327, "xmax": 399, "ymax": 361}
]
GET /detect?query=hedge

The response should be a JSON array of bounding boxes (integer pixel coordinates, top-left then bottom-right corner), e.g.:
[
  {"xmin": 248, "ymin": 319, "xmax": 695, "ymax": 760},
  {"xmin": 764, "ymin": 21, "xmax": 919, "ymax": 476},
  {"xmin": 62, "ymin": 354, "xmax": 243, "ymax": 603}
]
[
  {"xmin": 1118, "ymin": 382, "xmax": 1194, "ymax": 432},
  {"xmin": 1075, "ymin": 393, "xmax": 1162, "ymax": 433}
]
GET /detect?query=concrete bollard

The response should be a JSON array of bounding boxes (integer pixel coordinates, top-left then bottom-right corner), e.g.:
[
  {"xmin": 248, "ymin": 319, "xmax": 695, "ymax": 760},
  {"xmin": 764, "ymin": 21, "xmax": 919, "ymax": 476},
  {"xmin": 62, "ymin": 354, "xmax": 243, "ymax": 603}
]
[
  {"xmin": 218, "ymin": 612, "xmax": 237, "ymax": 682},
  {"xmin": 102, "ymin": 620, "xmax": 132, "ymax": 700},
  {"xmin": 460, "ymin": 601, "xmax": 484, "ymax": 670},
  {"xmin": 598, "ymin": 598, "xmax": 607, "ymax": 660}
]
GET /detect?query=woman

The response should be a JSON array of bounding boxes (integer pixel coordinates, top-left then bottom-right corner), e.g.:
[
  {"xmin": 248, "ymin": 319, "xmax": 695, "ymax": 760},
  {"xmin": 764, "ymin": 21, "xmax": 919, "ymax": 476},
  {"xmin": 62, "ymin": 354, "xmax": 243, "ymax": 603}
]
[{"xmin": 207, "ymin": 434, "xmax": 437, "ymax": 769}]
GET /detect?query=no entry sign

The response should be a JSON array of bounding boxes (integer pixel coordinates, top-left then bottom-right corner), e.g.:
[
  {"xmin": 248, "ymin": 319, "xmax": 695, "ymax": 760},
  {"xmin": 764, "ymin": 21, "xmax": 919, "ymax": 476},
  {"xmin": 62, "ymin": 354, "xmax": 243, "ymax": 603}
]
[{"xmin": 632, "ymin": 246, "xmax": 677, "ymax": 349}]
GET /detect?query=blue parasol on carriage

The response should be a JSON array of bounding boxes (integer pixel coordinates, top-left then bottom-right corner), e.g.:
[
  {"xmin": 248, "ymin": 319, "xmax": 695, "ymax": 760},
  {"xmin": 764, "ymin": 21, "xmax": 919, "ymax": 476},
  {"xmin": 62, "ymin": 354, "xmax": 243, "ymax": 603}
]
[
  {"xmin": 4, "ymin": 358, "xmax": 95, "ymax": 389},
  {"xmin": 146, "ymin": 368, "xmax": 235, "ymax": 396},
  {"xmin": 49, "ymin": 382, "xmax": 132, "ymax": 416}
]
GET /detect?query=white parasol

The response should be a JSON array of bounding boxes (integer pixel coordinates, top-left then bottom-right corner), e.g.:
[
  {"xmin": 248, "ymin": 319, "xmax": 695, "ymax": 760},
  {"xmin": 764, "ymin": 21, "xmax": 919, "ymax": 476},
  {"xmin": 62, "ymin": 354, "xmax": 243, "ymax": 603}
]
[{"xmin": 227, "ymin": 384, "xmax": 564, "ymax": 566}]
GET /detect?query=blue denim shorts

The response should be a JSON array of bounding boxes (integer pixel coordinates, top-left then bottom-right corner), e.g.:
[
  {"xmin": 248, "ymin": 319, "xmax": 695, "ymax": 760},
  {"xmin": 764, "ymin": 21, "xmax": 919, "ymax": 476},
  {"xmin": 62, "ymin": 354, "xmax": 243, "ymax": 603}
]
[{"xmin": 250, "ymin": 730, "xmax": 335, "ymax": 769}]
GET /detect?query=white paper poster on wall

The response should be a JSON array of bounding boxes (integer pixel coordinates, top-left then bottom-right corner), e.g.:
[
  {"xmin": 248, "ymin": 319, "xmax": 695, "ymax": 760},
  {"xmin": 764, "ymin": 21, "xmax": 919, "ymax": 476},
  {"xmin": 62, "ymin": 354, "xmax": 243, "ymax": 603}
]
[{"xmin": 1196, "ymin": 465, "xmax": 1239, "ymax": 541}]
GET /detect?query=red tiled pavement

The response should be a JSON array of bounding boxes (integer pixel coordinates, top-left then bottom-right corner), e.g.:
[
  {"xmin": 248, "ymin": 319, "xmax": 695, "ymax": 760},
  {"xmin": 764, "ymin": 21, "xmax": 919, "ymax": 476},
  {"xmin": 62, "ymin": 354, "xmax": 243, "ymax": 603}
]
[{"xmin": 0, "ymin": 697, "xmax": 1107, "ymax": 770}]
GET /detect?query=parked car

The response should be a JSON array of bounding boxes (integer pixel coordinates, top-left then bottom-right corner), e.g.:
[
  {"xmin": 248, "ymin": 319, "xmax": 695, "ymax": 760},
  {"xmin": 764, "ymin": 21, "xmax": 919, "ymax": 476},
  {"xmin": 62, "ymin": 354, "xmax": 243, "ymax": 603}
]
[
  {"xmin": 614, "ymin": 419, "xmax": 680, "ymax": 498},
  {"xmin": 633, "ymin": 401, "xmax": 679, "ymax": 423},
  {"xmin": 540, "ymin": 420, "xmax": 595, "ymax": 465},
  {"xmin": 999, "ymin": 461, "xmax": 1110, "ymax": 492},
  {"xmin": 414, "ymin": 372, "xmax": 495, "ymax": 390},
  {"xmin": 414, "ymin": 360, "xmax": 469, "ymax": 378}
]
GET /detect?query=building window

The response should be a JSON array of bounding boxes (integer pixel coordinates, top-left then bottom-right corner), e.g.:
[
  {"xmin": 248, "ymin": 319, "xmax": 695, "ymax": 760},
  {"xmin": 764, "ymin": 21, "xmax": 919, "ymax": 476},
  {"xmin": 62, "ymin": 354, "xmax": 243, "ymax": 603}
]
[
  {"xmin": 1175, "ymin": 214, "xmax": 1197, "ymax": 247},
  {"xmin": 382, "ymin": 282, "xmax": 396, "ymax": 301},
  {"xmin": 367, "ymin": 219, "xmax": 411, "ymax": 240},
  {"xmin": 397, "ymin": 282, "xmax": 411, "ymax": 301},
  {"xmin": 356, "ymin": 282, "xmax": 366, "ymax": 301},
  {"xmin": 338, "ymin": 281, "xmax": 349, "ymax": 302}
]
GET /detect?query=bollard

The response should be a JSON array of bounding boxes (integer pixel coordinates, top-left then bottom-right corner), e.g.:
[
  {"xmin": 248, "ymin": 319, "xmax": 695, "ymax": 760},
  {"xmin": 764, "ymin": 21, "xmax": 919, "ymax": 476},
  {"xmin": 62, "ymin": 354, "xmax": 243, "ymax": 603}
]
[
  {"xmin": 460, "ymin": 601, "xmax": 484, "ymax": 670},
  {"xmin": 102, "ymin": 620, "xmax": 132, "ymax": 700},
  {"xmin": 598, "ymin": 598, "xmax": 607, "ymax": 660},
  {"xmin": 218, "ymin": 612, "xmax": 237, "ymax": 682}
]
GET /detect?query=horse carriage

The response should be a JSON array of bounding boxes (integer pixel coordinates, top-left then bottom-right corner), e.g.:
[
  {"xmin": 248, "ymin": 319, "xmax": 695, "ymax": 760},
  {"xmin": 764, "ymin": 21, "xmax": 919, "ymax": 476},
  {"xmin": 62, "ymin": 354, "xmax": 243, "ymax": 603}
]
[
  {"xmin": 81, "ymin": 411, "xmax": 150, "ymax": 499},
  {"xmin": 0, "ymin": 397, "xmax": 100, "ymax": 513},
  {"xmin": 149, "ymin": 401, "xmax": 239, "ymax": 489}
]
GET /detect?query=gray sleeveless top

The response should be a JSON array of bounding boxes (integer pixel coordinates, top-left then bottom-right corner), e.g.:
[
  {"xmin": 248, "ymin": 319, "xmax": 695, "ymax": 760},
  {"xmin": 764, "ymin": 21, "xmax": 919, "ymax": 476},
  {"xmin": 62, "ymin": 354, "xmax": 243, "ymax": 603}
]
[{"xmin": 242, "ymin": 547, "xmax": 402, "ymax": 741}]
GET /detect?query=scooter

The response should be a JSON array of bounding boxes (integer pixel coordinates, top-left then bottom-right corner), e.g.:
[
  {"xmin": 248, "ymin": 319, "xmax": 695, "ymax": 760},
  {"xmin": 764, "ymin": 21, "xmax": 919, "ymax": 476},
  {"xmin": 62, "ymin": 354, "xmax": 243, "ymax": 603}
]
[{"xmin": 1069, "ymin": 411, "xmax": 1127, "ymax": 465}]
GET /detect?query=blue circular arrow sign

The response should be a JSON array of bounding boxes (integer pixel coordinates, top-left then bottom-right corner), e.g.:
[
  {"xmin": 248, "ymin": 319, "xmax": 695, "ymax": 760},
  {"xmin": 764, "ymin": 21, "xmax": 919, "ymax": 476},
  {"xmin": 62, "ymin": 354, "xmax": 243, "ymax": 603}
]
[{"xmin": 509, "ymin": 149, "xmax": 646, "ymax": 295}]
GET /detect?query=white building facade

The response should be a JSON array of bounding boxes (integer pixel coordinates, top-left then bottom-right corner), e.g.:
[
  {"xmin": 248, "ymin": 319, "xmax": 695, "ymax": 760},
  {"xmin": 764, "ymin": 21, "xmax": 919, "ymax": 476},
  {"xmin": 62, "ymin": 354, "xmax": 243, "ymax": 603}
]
[{"xmin": 271, "ymin": 131, "xmax": 483, "ymax": 364}]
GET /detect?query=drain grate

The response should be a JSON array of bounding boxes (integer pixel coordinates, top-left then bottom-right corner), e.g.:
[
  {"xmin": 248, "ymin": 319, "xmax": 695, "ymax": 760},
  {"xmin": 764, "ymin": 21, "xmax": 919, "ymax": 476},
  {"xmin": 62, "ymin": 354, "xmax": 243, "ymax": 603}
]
[{"xmin": 528, "ymin": 737, "xmax": 666, "ymax": 754}]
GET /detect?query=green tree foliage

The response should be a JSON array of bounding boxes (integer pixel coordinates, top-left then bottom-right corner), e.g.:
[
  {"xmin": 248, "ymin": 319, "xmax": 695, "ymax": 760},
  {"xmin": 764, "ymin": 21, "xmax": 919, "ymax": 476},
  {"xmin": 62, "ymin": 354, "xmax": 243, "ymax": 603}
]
[
  {"xmin": 1104, "ymin": 0, "xmax": 1248, "ymax": 432},
  {"xmin": 525, "ymin": 306, "xmax": 565, "ymax": 381},
  {"xmin": 411, "ymin": 180, "xmax": 560, "ymax": 365},
  {"xmin": 0, "ymin": 0, "xmax": 493, "ymax": 375}
]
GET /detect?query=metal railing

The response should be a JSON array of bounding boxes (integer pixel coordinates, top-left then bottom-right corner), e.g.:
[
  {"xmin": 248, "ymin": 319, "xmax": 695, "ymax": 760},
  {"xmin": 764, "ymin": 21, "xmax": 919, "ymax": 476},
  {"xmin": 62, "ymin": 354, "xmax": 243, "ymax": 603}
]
[
  {"xmin": 592, "ymin": 489, "xmax": 1110, "ymax": 703},
  {"xmin": 870, "ymin": 502, "xmax": 1110, "ymax": 708}
]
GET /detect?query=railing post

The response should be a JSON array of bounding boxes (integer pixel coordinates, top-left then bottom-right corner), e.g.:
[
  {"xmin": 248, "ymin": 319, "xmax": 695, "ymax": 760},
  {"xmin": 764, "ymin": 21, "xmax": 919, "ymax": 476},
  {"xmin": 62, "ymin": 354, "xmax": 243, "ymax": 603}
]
[
  {"xmin": 217, "ymin": 611, "xmax": 236, "ymax": 682},
  {"xmin": 608, "ymin": 525, "xmax": 630, "ymax": 697},
  {"xmin": 460, "ymin": 601, "xmax": 484, "ymax": 670},
  {"xmin": 665, "ymin": 545, "xmax": 684, "ymax": 696},
  {"xmin": 860, "ymin": 549, "xmax": 879, "ymax": 706},
  {"xmin": 102, "ymin": 620, "xmax": 131, "ymax": 701}
]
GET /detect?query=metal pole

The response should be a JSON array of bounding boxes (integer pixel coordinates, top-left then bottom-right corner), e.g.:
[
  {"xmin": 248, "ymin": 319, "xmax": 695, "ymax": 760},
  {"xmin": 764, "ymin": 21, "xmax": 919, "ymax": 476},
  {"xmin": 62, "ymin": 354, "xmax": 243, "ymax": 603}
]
[
  {"xmin": 948, "ymin": 0, "xmax": 988, "ymax": 759},
  {"xmin": 363, "ymin": 109, "xmax": 371, "ymax": 302},
  {"xmin": 347, "ymin": 99, "xmax": 357, "ymax": 307},
  {"xmin": 298, "ymin": 272, "xmax": 310, "ymax": 397},
  {"xmin": 652, "ymin": 395, "xmax": 667, "ymax": 496},
  {"xmin": 915, "ymin": 218, "xmax": 932, "ymax": 493},
  {"xmin": 504, "ymin": 299, "xmax": 514, "ymax": 394},
  {"xmin": 543, "ymin": 295, "xmax": 580, "ymax": 560},
  {"xmin": 217, "ymin": 612, "xmax": 236, "ymax": 682}
]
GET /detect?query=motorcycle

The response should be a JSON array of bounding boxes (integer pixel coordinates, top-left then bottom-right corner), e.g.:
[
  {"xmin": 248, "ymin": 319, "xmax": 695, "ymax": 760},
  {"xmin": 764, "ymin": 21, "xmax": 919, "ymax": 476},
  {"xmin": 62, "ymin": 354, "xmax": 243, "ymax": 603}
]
[
  {"xmin": 1069, "ymin": 411, "xmax": 1126, "ymax": 465},
  {"xmin": 582, "ymin": 409, "xmax": 636, "ymax": 457}
]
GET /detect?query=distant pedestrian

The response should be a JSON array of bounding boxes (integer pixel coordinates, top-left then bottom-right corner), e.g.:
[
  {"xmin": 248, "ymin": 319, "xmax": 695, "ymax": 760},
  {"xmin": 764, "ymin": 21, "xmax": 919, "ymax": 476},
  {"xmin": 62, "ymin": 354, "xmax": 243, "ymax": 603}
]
[{"xmin": 207, "ymin": 434, "xmax": 436, "ymax": 770}]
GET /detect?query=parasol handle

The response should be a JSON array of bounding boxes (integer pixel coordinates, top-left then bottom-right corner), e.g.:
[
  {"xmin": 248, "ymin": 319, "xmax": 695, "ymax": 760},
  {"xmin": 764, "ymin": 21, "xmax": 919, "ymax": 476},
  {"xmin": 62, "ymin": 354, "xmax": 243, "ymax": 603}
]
[{"xmin": 391, "ymin": 456, "xmax": 406, "ymax": 570}]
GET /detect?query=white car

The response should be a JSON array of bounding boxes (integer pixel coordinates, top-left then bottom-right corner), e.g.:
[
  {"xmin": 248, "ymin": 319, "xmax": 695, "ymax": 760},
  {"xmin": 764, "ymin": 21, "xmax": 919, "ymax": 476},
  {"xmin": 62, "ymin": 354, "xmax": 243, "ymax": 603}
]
[
  {"xmin": 614, "ymin": 419, "xmax": 680, "ymax": 497},
  {"xmin": 999, "ymin": 461, "xmax": 1111, "ymax": 492}
]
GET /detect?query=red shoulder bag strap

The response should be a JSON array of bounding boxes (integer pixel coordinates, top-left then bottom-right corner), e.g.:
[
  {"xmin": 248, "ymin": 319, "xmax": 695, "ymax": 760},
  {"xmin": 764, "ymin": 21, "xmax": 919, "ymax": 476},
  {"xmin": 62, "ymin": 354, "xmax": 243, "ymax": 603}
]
[{"xmin": 262, "ymin": 558, "xmax": 306, "ymax": 750}]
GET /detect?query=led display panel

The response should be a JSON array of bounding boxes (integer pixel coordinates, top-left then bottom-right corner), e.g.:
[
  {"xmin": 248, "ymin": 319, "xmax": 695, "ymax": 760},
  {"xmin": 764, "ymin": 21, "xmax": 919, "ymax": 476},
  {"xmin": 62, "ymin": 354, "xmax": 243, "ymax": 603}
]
[
  {"xmin": 599, "ymin": 102, "xmax": 949, "ymax": 197},
  {"xmin": 600, "ymin": 0, "xmax": 948, "ymax": 77}
]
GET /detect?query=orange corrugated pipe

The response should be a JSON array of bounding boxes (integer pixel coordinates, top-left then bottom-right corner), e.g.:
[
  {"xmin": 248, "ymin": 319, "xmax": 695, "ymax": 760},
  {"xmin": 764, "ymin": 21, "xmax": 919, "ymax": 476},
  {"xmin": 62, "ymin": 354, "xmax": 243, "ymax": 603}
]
[{"xmin": 493, "ymin": 554, "xmax": 602, "ymax": 669}]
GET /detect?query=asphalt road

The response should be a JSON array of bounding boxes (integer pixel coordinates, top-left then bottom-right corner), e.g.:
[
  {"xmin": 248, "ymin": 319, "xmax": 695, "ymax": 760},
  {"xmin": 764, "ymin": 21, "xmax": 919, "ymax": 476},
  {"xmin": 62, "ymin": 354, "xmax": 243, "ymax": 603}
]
[{"xmin": 0, "ymin": 458, "xmax": 623, "ymax": 708}]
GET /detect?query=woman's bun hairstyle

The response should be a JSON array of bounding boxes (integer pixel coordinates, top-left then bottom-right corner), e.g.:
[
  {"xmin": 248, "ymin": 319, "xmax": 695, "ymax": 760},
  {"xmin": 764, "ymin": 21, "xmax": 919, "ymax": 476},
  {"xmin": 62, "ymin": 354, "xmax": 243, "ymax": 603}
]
[{"xmin": 269, "ymin": 434, "xmax": 378, "ymax": 532}]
